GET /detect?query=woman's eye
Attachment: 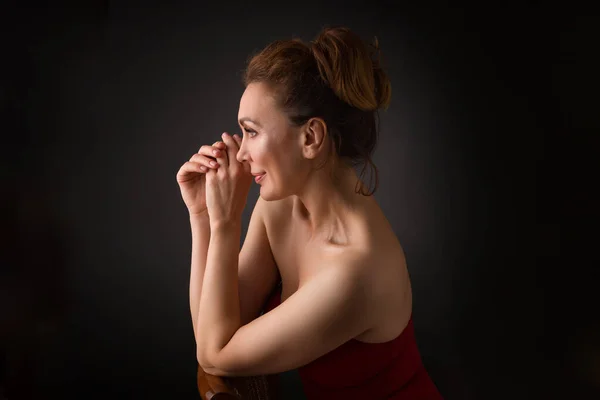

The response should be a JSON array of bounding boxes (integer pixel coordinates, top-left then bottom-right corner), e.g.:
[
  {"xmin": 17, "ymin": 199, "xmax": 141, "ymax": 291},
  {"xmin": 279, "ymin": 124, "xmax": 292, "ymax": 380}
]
[{"xmin": 246, "ymin": 129, "xmax": 257, "ymax": 138}]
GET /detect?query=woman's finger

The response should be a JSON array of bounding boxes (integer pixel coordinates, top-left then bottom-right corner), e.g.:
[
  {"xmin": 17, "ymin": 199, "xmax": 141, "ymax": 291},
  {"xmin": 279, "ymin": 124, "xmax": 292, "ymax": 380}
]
[
  {"xmin": 197, "ymin": 141, "xmax": 225, "ymax": 152},
  {"xmin": 213, "ymin": 135, "xmax": 229, "ymax": 167},
  {"xmin": 197, "ymin": 145, "xmax": 226, "ymax": 166},
  {"xmin": 197, "ymin": 143, "xmax": 225, "ymax": 155},
  {"xmin": 176, "ymin": 161, "xmax": 206, "ymax": 182},
  {"xmin": 190, "ymin": 153, "xmax": 219, "ymax": 169},
  {"xmin": 232, "ymin": 134, "xmax": 242, "ymax": 147},
  {"xmin": 220, "ymin": 132, "xmax": 239, "ymax": 165}
]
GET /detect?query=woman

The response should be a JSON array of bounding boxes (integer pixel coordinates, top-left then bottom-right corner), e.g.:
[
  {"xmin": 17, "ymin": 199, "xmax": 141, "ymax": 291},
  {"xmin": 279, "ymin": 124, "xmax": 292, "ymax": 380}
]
[{"xmin": 177, "ymin": 26, "xmax": 443, "ymax": 399}]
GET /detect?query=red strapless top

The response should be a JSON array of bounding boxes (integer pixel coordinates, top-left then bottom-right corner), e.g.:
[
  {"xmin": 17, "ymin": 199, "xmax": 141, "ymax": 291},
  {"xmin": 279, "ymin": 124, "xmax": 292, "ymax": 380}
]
[{"xmin": 263, "ymin": 283, "xmax": 443, "ymax": 399}]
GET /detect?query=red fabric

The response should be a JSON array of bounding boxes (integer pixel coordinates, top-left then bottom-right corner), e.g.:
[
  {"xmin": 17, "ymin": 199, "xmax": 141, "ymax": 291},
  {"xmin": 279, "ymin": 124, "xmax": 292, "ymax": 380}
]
[{"xmin": 263, "ymin": 284, "xmax": 443, "ymax": 399}]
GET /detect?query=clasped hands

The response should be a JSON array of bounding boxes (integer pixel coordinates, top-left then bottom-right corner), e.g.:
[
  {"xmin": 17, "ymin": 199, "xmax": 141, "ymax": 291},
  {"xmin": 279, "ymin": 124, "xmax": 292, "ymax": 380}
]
[{"xmin": 205, "ymin": 133, "xmax": 252, "ymax": 228}]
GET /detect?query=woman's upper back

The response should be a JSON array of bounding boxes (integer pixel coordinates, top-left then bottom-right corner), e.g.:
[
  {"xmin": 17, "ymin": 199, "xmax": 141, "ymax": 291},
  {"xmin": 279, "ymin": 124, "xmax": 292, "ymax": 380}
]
[{"xmin": 261, "ymin": 194, "xmax": 413, "ymax": 344}]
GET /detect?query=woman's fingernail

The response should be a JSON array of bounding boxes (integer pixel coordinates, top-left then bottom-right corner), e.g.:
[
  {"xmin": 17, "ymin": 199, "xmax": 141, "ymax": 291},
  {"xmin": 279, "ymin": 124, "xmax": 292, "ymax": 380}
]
[
  {"xmin": 222, "ymin": 132, "xmax": 229, "ymax": 138},
  {"xmin": 210, "ymin": 161, "xmax": 217, "ymax": 166},
  {"xmin": 213, "ymin": 150, "xmax": 219, "ymax": 156}
]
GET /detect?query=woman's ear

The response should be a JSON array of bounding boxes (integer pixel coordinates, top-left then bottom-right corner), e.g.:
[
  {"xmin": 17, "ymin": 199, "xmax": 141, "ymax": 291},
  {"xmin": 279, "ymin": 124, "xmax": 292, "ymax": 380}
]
[{"xmin": 302, "ymin": 117, "xmax": 328, "ymax": 160}]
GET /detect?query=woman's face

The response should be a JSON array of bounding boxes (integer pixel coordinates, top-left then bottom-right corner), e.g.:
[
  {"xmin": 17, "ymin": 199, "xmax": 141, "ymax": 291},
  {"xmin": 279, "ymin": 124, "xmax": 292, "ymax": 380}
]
[{"xmin": 236, "ymin": 82, "xmax": 308, "ymax": 201}]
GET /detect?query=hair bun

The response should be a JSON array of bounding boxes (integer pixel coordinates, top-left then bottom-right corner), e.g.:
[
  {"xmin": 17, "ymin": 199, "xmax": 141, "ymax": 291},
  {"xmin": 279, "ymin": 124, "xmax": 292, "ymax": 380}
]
[{"xmin": 310, "ymin": 26, "xmax": 391, "ymax": 112}]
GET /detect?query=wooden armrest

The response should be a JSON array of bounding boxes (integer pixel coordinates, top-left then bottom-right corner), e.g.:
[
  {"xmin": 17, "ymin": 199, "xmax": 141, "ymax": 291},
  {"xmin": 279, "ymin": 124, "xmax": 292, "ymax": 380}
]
[
  {"xmin": 197, "ymin": 364, "xmax": 279, "ymax": 400},
  {"xmin": 197, "ymin": 365, "xmax": 239, "ymax": 399}
]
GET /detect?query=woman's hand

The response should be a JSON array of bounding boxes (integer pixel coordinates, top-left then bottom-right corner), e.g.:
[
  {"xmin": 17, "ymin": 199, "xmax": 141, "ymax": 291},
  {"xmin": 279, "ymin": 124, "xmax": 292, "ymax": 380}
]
[
  {"xmin": 176, "ymin": 140, "xmax": 227, "ymax": 217},
  {"xmin": 205, "ymin": 132, "xmax": 252, "ymax": 227}
]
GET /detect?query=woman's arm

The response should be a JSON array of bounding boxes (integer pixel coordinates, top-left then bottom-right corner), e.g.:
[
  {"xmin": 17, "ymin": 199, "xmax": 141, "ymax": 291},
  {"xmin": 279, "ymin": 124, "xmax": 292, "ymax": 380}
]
[
  {"xmin": 201, "ymin": 257, "xmax": 374, "ymax": 376},
  {"xmin": 189, "ymin": 212, "xmax": 211, "ymax": 342},
  {"xmin": 196, "ymin": 221, "xmax": 243, "ymax": 366}
]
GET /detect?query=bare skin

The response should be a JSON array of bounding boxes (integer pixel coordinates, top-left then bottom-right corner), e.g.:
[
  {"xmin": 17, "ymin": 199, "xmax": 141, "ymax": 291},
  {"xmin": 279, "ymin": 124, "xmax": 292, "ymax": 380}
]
[
  {"xmin": 189, "ymin": 82, "xmax": 414, "ymax": 375},
  {"xmin": 263, "ymin": 192, "xmax": 412, "ymax": 344},
  {"xmin": 233, "ymin": 82, "xmax": 412, "ymax": 344}
]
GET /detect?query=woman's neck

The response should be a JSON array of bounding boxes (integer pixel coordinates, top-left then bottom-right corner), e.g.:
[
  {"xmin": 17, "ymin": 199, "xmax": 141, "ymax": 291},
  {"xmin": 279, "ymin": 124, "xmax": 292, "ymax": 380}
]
[{"xmin": 292, "ymin": 164, "xmax": 368, "ymax": 243}]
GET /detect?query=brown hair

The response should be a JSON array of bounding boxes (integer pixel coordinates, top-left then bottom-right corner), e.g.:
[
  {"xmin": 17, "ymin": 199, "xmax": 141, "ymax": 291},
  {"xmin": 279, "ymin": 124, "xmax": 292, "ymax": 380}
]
[{"xmin": 243, "ymin": 25, "xmax": 391, "ymax": 196}]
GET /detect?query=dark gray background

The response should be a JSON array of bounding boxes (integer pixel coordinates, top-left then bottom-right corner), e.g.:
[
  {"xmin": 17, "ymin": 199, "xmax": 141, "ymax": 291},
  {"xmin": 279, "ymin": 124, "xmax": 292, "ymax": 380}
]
[{"xmin": 2, "ymin": 2, "xmax": 597, "ymax": 399}]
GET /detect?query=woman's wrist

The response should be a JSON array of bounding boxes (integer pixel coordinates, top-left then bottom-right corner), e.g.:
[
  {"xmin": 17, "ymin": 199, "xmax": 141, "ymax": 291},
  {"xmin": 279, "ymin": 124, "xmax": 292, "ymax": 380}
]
[
  {"xmin": 190, "ymin": 210, "xmax": 210, "ymax": 225},
  {"xmin": 209, "ymin": 218, "xmax": 242, "ymax": 233}
]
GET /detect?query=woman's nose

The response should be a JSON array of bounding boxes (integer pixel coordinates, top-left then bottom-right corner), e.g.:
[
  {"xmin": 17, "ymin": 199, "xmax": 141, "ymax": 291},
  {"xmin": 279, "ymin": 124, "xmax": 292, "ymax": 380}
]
[{"xmin": 236, "ymin": 140, "xmax": 247, "ymax": 163}]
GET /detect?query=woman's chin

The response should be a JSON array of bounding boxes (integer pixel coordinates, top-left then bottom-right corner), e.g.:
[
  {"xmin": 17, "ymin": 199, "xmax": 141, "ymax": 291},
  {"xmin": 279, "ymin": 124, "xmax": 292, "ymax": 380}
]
[
  {"xmin": 259, "ymin": 184, "xmax": 287, "ymax": 202},
  {"xmin": 259, "ymin": 185, "xmax": 273, "ymax": 200}
]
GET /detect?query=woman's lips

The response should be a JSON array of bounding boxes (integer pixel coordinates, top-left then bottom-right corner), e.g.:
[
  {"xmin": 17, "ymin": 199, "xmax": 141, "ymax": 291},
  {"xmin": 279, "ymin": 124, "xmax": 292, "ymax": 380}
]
[{"xmin": 255, "ymin": 173, "xmax": 266, "ymax": 183}]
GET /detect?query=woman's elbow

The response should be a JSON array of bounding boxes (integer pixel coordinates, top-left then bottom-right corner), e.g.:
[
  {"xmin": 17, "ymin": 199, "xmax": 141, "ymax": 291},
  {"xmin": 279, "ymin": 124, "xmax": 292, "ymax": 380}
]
[
  {"xmin": 196, "ymin": 344, "xmax": 209, "ymax": 367},
  {"xmin": 197, "ymin": 346, "xmax": 219, "ymax": 372}
]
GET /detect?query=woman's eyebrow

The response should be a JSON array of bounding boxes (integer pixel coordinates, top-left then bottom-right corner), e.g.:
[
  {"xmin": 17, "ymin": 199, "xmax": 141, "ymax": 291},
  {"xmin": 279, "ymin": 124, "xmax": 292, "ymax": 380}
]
[{"xmin": 238, "ymin": 117, "xmax": 261, "ymax": 127}]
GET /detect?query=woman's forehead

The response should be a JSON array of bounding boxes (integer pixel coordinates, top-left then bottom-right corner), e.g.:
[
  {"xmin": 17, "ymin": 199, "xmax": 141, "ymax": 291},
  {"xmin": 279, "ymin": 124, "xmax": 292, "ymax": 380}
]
[{"xmin": 238, "ymin": 83, "xmax": 280, "ymax": 124}]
